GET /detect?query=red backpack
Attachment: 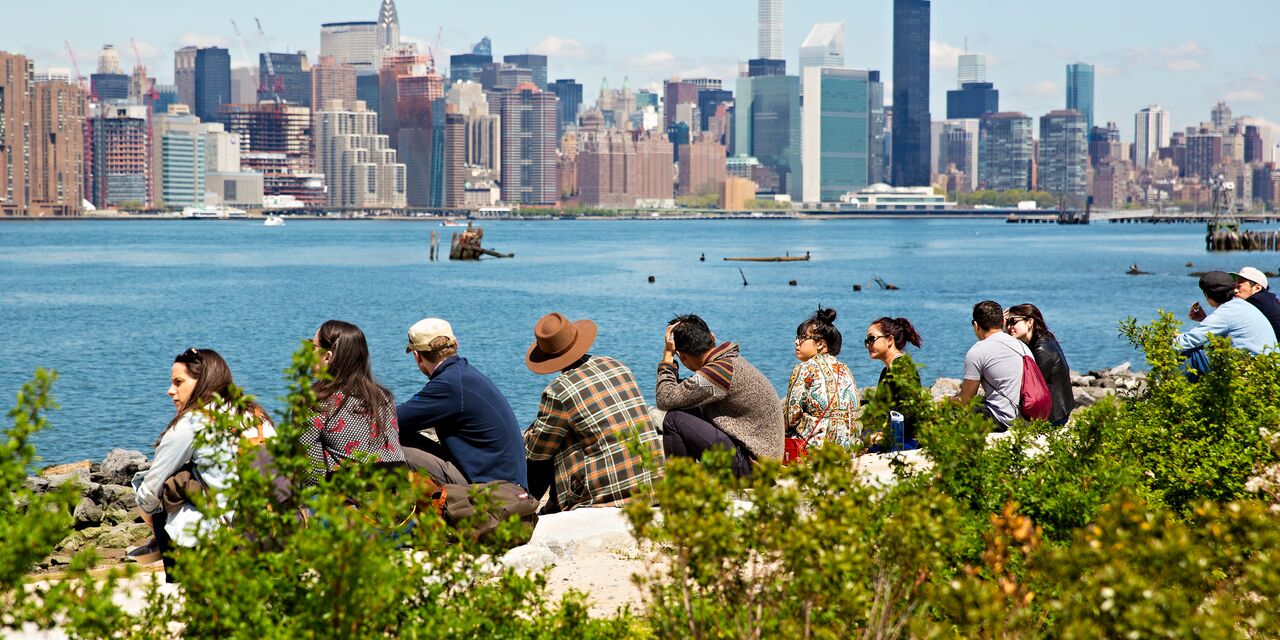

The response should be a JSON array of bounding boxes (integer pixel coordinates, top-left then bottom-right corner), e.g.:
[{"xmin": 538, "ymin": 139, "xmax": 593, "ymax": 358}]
[{"xmin": 1010, "ymin": 345, "xmax": 1052, "ymax": 421}]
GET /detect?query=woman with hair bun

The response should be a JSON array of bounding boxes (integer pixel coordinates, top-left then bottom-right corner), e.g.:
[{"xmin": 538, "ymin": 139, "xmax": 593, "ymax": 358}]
[
  {"xmin": 783, "ymin": 307, "xmax": 860, "ymax": 458},
  {"xmin": 863, "ymin": 317, "xmax": 925, "ymax": 450}
]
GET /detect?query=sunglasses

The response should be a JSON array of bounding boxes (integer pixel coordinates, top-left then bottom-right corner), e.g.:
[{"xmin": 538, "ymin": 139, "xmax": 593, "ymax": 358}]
[
  {"xmin": 864, "ymin": 334, "xmax": 886, "ymax": 347},
  {"xmin": 1005, "ymin": 316, "xmax": 1028, "ymax": 328},
  {"xmin": 795, "ymin": 335, "xmax": 820, "ymax": 345}
]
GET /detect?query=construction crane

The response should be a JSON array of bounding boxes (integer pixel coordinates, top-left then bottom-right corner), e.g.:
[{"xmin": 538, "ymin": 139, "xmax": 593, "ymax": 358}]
[
  {"xmin": 429, "ymin": 26, "xmax": 444, "ymax": 72},
  {"xmin": 64, "ymin": 41, "xmax": 89, "ymax": 97},
  {"xmin": 129, "ymin": 38, "xmax": 159, "ymax": 102},
  {"xmin": 254, "ymin": 17, "xmax": 281, "ymax": 105},
  {"xmin": 229, "ymin": 20, "xmax": 257, "ymax": 103}
]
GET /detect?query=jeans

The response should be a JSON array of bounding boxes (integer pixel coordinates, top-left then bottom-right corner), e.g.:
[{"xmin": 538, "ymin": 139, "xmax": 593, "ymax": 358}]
[{"xmin": 662, "ymin": 410, "xmax": 754, "ymax": 477}]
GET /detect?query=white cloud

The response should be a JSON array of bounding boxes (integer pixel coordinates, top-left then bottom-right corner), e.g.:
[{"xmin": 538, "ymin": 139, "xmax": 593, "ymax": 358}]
[
  {"xmin": 1223, "ymin": 89, "xmax": 1264, "ymax": 103},
  {"xmin": 1024, "ymin": 81, "xmax": 1060, "ymax": 97},
  {"xmin": 177, "ymin": 33, "xmax": 232, "ymax": 49},
  {"xmin": 529, "ymin": 36, "xmax": 590, "ymax": 60},
  {"xmin": 630, "ymin": 50, "xmax": 677, "ymax": 71},
  {"xmin": 929, "ymin": 41, "xmax": 964, "ymax": 70}
]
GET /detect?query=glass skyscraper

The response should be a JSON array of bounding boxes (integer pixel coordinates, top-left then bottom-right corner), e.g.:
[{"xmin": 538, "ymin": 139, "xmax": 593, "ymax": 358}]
[
  {"xmin": 194, "ymin": 47, "xmax": 231, "ymax": 124},
  {"xmin": 1066, "ymin": 63, "xmax": 1095, "ymax": 132},
  {"xmin": 891, "ymin": 0, "xmax": 931, "ymax": 186},
  {"xmin": 801, "ymin": 67, "xmax": 875, "ymax": 202},
  {"xmin": 548, "ymin": 79, "xmax": 583, "ymax": 137},
  {"xmin": 735, "ymin": 74, "xmax": 802, "ymax": 198},
  {"xmin": 946, "ymin": 82, "xmax": 998, "ymax": 119}
]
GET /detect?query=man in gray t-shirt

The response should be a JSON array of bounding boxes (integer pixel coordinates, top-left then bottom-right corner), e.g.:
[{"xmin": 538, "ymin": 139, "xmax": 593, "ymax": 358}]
[{"xmin": 959, "ymin": 300, "xmax": 1033, "ymax": 431}]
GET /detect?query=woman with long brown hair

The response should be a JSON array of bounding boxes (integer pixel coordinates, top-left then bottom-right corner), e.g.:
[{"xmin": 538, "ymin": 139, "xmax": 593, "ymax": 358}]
[
  {"xmin": 862, "ymin": 317, "xmax": 925, "ymax": 451},
  {"xmin": 1004, "ymin": 304, "xmax": 1075, "ymax": 426},
  {"xmin": 302, "ymin": 320, "xmax": 406, "ymax": 483}
]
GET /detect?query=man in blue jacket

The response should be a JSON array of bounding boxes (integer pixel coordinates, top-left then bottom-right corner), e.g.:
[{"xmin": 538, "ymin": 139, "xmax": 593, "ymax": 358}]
[{"xmin": 397, "ymin": 318, "xmax": 528, "ymax": 489}]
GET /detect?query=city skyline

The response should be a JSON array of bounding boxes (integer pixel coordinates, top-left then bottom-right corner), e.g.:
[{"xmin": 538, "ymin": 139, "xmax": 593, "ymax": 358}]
[{"xmin": 3, "ymin": 0, "xmax": 1277, "ymax": 140}]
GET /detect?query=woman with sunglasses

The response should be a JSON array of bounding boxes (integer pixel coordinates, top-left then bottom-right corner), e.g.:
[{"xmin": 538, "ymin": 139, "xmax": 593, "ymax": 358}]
[
  {"xmin": 862, "ymin": 317, "xmax": 925, "ymax": 450},
  {"xmin": 783, "ymin": 307, "xmax": 860, "ymax": 458},
  {"xmin": 1004, "ymin": 304, "xmax": 1075, "ymax": 426}
]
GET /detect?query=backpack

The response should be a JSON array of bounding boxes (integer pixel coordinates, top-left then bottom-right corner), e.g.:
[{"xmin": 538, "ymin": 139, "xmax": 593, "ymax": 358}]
[
  {"xmin": 432, "ymin": 480, "xmax": 540, "ymax": 549},
  {"xmin": 1011, "ymin": 346, "xmax": 1052, "ymax": 421}
]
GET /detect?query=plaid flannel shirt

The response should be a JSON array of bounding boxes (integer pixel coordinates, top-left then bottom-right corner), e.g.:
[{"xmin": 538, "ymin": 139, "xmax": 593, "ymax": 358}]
[{"xmin": 524, "ymin": 355, "xmax": 664, "ymax": 511}]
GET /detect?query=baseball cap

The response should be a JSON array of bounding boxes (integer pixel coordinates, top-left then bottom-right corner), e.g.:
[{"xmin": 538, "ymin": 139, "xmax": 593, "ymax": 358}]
[
  {"xmin": 1230, "ymin": 266, "xmax": 1269, "ymax": 290},
  {"xmin": 1198, "ymin": 271, "xmax": 1237, "ymax": 299},
  {"xmin": 406, "ymin": 318, "xmax": 456, "ymax": 353}
]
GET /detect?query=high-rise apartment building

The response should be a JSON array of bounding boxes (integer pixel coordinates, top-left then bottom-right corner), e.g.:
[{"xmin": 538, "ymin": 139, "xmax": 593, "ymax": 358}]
[
  {"xmin": 548, "ymin": 79, "xmax": 583, "ymax": 137},
  {"xmin": 1089, "ymin": 121, "xmax": 1122, "ymax": 167},
  {"xmin": 194, "ymin": 47, "xmax": 231, "ymax": 124},
  {"xmin": 958, "ymin": 54, "xmax": 986, "ymax": 84},
  {"xmin": 0, "ymin": 52, "xmax": 33, "ymax": 215},
  {"xmin": 312, "ymin": 56, "xmax": 357, "ymax": 111},
  {"xmin": 1186, "ymin": 128, "xmax": 1223, "ymax": 181},
  {"xmin": 259, "ymin": 52, "xmax": 312, "ymax": 106},
  {"xmin": 497, "ymin": 85, "xmax": 558, "ymax": 205},
  {"xmin": 314, "ymin": 99, "xmax": 407, "ymax": 208},
  {"xmin": 578, "ymin": 129, "xmax": 638, "ymax": 208},
  {"xmin": 801, "ymin": 67, "xmax": 876, "ymax": 202},
  {"xmin": 222, "ymin": 102, "xmax": 320, "ymax": 203},
  {"xmin": 1134, "ymin": 105, "xmax": 1170, "ymax": 170},
  {"xmin": 442, "ymin": 112, "xmax": 467, "ymax": 207},
  {"xmin": 636, "ymin": 134, "xmax": 674, "ymax": 202},
  {"xmin": 1038, "ymin": 109, "xmax": 1089, "ymax": 199},
  {"xmin": 758, "ymin": 0, "xmax": 783, "ymax": 60},
  {"xmin": 1065, "ymin": 63, "xmax": 1095, "ymax": 132},
  {"xmin": 891, "ymin": 0, "xmax": 931, "ymax": 186},
  {"xmin": 799, "ymin": 22, "xmax": 844, "ymax": 73},
  {"xmin": 174, "ymin": 47, "xmax": 197, "ymax": 107},
  {"xmin": 86, "ymin": 104, "xmax": 151, "ymax": 208},
  {"xmin": 320, "ymin": 22, "xmax": 378, "ymax": 74},
  {"xmin": 504, "ymin": 54, "xmax": 549, "ymax": 90},
  {"xmin": 31, "ymin": 79, "xmax": 86, "ymax": 215},
  {"xmin": 678, "ymin": 139, "xmax": 727, "ymax": 196},
  {"xmin": 979, "ymin": 112, "xmax": 1034, "ymax": 192}
]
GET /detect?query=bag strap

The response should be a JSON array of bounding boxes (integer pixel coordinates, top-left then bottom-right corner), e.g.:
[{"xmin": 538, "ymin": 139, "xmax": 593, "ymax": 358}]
[{"xmin": 978, "ymin": 340, "xmax": 1028, "ymax": 409}]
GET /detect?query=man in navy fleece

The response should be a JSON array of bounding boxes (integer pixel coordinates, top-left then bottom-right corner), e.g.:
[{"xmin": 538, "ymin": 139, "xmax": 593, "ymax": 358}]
[{"xmin": 397, "ymin": 318, "xmax": 528, "ymax": 489}]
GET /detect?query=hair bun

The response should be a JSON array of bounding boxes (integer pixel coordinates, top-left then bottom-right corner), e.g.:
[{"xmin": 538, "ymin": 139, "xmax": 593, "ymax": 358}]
[{"xmin": 816, "ymin": 307, "xmax": 837, "ymax": 325}]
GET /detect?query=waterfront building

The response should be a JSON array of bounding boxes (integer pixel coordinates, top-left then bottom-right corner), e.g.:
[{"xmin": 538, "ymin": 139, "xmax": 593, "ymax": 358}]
[
  {"xmin": 1134, "ymin": 105, "xmax": 1170, "ymax": 170},
  {"xmin": 152, "ymin": 112, "xmax": 206, "ymax": 207},
  {"xmin": 931, "ymin": 119, "xmax": 980, "ymax": 191},
  {"xmin": 720, "ymin": 177, "xmax": 758, "ymax": 210},
  {"xmin": 946, "ymin": 82, "xmax": 998, "ymax": 120},
  {"xmin": 194, "ymin": 47, "xmax": 231, "ymax": 124},
  {"xmin": 205, "ymin": 171, "xmax": 264, "ymax": 209},
  {"xmin": 548, "ymin": 79, "xmax": 583, "ymax": 138},
  {"xmin": 30, "ymin": 78, "xmax": 87, "ymax": 215},
  {"xmin": 320, "ymin": 21, "xmax": 378, "ymax": 74},
  {"xmin": 259, "ymin": 52, "xmax": 312, "ymax": 106},
  {"xmin": 678, "ymin": 139, "xmax": 727, "ymax": 197},
  {"xmin": 958, "ymin": 53, "xmax": 986, "ymax": 84},
  {"xmin": 664, "ymin": 80, "xmax": 699, "ymax": 130},
  {"xmin": 636, "ymin": 134, "xmax": 675, "ymax": 203},
  {"xmin": 504, "ymin": 54, "xmax": 549, "ymax": 90},
  {"xmin": 979, "ymin": 112, "xmax": 1034, "ymax": 192},
  {"xmin": 891, "ymin": 0, "xmax": 931, "ymax": 186},
  {"xmin": 1038, "ymin": 109, "xmax": 1089, "ymax": 200},
  {"xmin": 222, "ymin": 103, "xmax": 312, "ymax": 172},
  {"xmin": 734, "ymin": 73, "xmax": 801, "ymax": 197},
  {"xmin": 578, "ymin": 129, "xmax": 638, "ymax": 208},
  {"xmin": 314, "ymin": 99, "xmax": 407, "ymax": 208},
  {"xmin": 231, "ymin": 67, "xmax": 257, "ymax": 105},
  {"xmin": 174, "ymin": 47, "xmax": 196, "ymax": 107},
  {"xmin": 86, "ymin": 104, "xmax": 151, "ymax": 208},
  {"xmin": 0, "ymin": 51, "xmax": 33, "ymax": 215},
  {"xmin": 1065, "ymin": 63, "xmax": 1095, "ymax": 132},
  {"xmin": 449, "ymin": 53, "xmax": 492, "ymax": 84},
  {"xmin": 838, "ymin": 184, "xmax": 954, "ymax": 211},
  {"xmin": 497, "ymin": 84, "xmax": 558, "ymax": 205},
  {"xmin": 801, "ymin": 67, "xmax": 876, "ymax": 202},
  {"xmin": 312, "ymin": 57, "xmax": 357, "ymax": 111},
  {"xmin": 758, "ymin": 0, "xmax": 783, "ymax": 60},
  {"xmin": 799, "ymin": 22, "xmax": 845, "ymax": 73}
]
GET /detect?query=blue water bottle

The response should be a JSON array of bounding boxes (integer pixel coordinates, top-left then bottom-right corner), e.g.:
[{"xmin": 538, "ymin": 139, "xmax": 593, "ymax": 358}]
[{"xmin": 889, "ymin": 411, "xmax": 905, "ymax": 451}]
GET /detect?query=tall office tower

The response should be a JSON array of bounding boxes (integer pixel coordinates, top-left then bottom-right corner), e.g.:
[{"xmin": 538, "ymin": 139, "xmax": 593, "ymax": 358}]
[
  {"xmin": 734, "ymin": 73, "xmax": 801, "ymax": 197},
  {"xmin": 450, "ymin": 53, "xmax": 492, "ymax": 83},
  {"xmin": 314, "ymin": 99, "xmax": 407, "ymax": 208},
  {"xmin": 1186, "ymin": 128, "xmax": 1223, "ymax": 180},
  {"xmin": 891, "ymin": 0, "xmax": 931, "ymax": 186},
  {"xmin": 86, "ymin": 105, "xmax": 152, "ymax": 208},
  {"xmin": 259, "ymin": 53, "xmax": 312, "ymax": 106},
  {"xmin": 472, "ymin": 37, "xmax": 492, "ymax": 57},
  {"xmin": 446, "ymin": 81, "xmax": 501, "ymax": 172},
  {"xmin": 1211, "ymin": 101, "xmax": 1232, "ymax": 131},
  {"xmin": 497, "ymin": 85, "xmax": 558, "ymax": 205},
  {"xmin": 320, "ymin": 22, "xmax": 379, "ymax": 74},
  {"xmin": 30, "ymin": 78, "xmax": 86, "ymax": 215},
  {"xmin": 758, "ymin": 0, "xmax": 783, "ymax": 60},
  {"xmin": 1134, "ymin": 105, "xmax": 1170, "ymax": 170},
  {"xmin": 578, "ymin": 130, "xmax": 638, "ymax": 207},
  {"xmin": 378, "ymin": 51, "xmax": 431, "ymax": 142},
  {"xmin": 801, "ymin": 67, "xmax": 875, "ymax": 202},
  {"xmin": 0, "ymin": 52, "xmax": 33, "ymax": 215},
  {"xmin": 748, "ymin": 58, "xmax": 786, "ymax": 78},
  {"xmin": 90, "ymin": 46, "xmax": 130, "ymax": 102},
  {"xmin": 479, "ymin": 63, "xmax": 533, "ymax": 92},
  {"xmin": 697, "ymin": 89, "xmax": 733, "ymax": 133},
  {"xmin": 684, "ymin": 78, "xmax": 722, "ymax": 91},
  {"xmin": 931, "ymin": 119, "xmax": 980, "ymax": 191},
  {"xmin": 799, "ymin": 22, "xmax": 845, "ymax": 72},
  {"xmin": 194, "ymin": 47, "xmax": 231, "ymax": 124},
  {"xmin": 548, "ymin": 79, "xmax": 583, "ymax": 137},
  {"xmin": 636, "ymin": 134, "xmax": 675, "ymax": 201},
  {"xmin": 979, "ymin": 112, "xmax": 1034, "ymax": 191},
  {"xmin": 1065, "ymin": 63, "xmax": 1095, "ymax": 132},
  {"xmin": 151, "ymin": 85, "xmax": 178, "ymax": 115},
  {"xmin": 174, "ymin": 47, "xmax": 197, "ymax": 106},
  {"xmin": 958, "ymin": 53, "xmax": 986, "ymax": 84},
  {"xmin": 1245, "ymin": 125, "xmax": 1265, "ymax": 163},
  {"xmin": 678, "ymin": 139, "xmax": 727, "ymax": 196},
  {"xmin": 1038, "ymin": 109, "xmax": 1089, "ymax": 199},
  {"xmin": 664, "ymin": 80, "xmax": 699, "ymax": 130},
  {"xmin": 504, "ymin": 54, "xmax": 549, "ymax": 90},
  {"xmin": 231, "ymin": 67, "xmax": 258, "ymax": 104},
  {"xmin": 946, "ymin": 82, "xmax": 998, "ymax": 121},
  {"xmin": 868, "ymin": 72, "xmax": 886, "ymax": 184},
  {"xmin": 312, "ymin": 57, "xmax": 357, "ymax": 111},
  {"xmin": 442, "ymin": 111, "xmax": 466, "ymax": 207},
  {"xmin": 377, "ymin": 0, "xmax": 401, "ymax": 55},
  {"xmin": 151, "ymin": 112, "xmax": 209, "ymax": 207},
  {"xmin": 1089, "ymin": 121, "xmax": 1122, "ymax": 166}
]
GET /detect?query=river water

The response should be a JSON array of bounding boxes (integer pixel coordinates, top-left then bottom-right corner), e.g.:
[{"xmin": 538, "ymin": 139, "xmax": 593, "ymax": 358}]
[{"xmin": 2, "ymin": 218, "xmax": 1272, "ymax": 464}]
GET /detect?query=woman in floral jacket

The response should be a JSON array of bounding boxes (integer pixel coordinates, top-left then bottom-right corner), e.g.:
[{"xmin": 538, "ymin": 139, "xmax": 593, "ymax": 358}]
[{"xmin": 784, "ymin": 307, "xmax": 860, "ymax": 453}]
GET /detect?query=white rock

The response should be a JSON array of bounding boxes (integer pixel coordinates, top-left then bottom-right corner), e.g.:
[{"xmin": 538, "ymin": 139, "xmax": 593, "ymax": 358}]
[{"xmin": 929, "ymin": 378, "xmax": 962, "ymax": 400}]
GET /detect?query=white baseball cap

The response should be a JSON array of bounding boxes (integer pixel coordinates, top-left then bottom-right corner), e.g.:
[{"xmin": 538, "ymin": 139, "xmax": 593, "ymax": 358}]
[
  {"xmin": 406, "ymin": 318, "xmax": 456, "ymax": 353},
  {"xmin": 1231, "ymin": 267, "xmax": 1269, "ymax": 290}
]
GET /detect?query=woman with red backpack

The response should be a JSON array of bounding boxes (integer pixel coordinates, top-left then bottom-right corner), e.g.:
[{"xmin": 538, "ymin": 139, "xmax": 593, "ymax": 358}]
[{"xmin": 1004, "ymin": 304, "xmax": 1076, "ymax": 426}]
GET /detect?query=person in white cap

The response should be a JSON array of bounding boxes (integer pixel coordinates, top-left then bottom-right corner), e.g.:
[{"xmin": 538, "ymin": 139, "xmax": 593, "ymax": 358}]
[
  {"xmin": 396, "ymin": 318, "xmax": 528, "ymax": 490},
  {"xmin": 1232, "ymin": 266, "xmax": 1280, "ymax": 341}
]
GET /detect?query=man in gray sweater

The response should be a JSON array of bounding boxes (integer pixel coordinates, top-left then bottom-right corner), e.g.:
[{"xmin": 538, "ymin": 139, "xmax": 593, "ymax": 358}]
[{"xmin": 655, "ymin": 314, "xmax": 783, "ymax": 476}]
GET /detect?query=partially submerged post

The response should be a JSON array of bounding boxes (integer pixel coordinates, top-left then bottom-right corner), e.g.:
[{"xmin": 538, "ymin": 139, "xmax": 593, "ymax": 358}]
[{"xmin": 449, "ymin": 222, "xmax": 514, "ymax": 260}]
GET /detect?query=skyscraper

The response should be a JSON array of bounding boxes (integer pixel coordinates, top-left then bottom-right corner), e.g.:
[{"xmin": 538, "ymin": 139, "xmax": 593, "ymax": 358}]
[
  {"xmin": 1134, "ymin": 105, "xmax": 1170, "ymax": 170},
  {"xmin": 799, "ymin": 22, "xmax": 844, "ymax": 73},
  {"xmin": 194, "ymin": 47, "xmax": 231, "ymax": 124},
  {"xmin": 258, "ymin": 52, "xmax": 312, "ymax": 106},
  {"xmin": 90, "ymin": 47, "xmax": 129, "ymax": 102},
  {"xmin": 1211, "ymin": 101, "xmax": 1232, "ymax": 131},
  {"xmin": 320, "ymin": 22, "xmax": 378, "ymax": 74},
  {"xmin": 312, "ymin": 56, "xmax": 357, "ymax": 111},
  {"xmin": 931, "ymin": 119, "xmax": 980, "ymax": 191},
  {"xmin": 377, "ymin": 0, "xmax": 401, "ymax": 55},
  {"xmin": 958, "ymin": 54, "xmax": 986, "ymax": 84},
  {"xmin": 801, "ymin": 67, "xmax": 876, "ymax": 202},
  {"xmin": 664, "ymin": 80, "xmax": 699, "ymax": 130},
  {"xmin": 472, "ymin": 37, "xmax": 492, "ymax": 57},
  {"xmin": 734, "ymin": 73, "xmax": 801, "ymax": 197},
  {"xmin": 450, "ymin": 53, "xmax": 492, "ymax": 84},
  {"xmin": 697, "ymin": 89, "xmax": 733, "ymax": 134},
  {"xmin": 87, "ymin": 105, "xmax": 152, "ymax": 208},
  {"xmin": 758, "ymin": 0, "xmax": 783, "ymax": 60},
  {"xmin": 946, "ymin": 82, "xmax": 998, "ymax": 119},
  {"xmin": 548, "ymin": 79, "xmax": 583, "ymax": 137},
  {"xmin": 31, "ymin": 78, "xmax": 87, "ymax": 215},
  {"xmin": 1065, "ymin": 63, "xmax": 1095, "ymax": 132},
  {"xmin": 0, "ymin": 51, "xmax": 33, "ymax": 215},
  {"xmin": 498, "ymin": 85, "xmax": 558, "ymax": 205},
  {"xmin": 231, "ymin": 67, "xmax": 258, "ymax": 104},
  {"xmin": 314, "ymin": 99, "xmax": 407, "ymax": 208},
  {"xmin": 891, "ymin": 0, "xmax": 931, "ymax": 186},
  {"xmin": 504, "ymin": 54, "xmax": 549, "ymax": 90},
  {"xmin": 979, "ymin": 112, "xmax": 1034, "ymax": 192},
  {"xmin": 174, "ymin": 47, "xmax": 197, "ymax": 107},
  {"xmin": 1038, "ymin": 110, "xmax": 1089, "ymax": 199}
]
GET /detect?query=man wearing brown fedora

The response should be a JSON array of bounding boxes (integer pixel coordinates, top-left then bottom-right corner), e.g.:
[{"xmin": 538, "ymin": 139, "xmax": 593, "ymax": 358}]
[{"xmin": 523, "ymin": 312, "xmax": 664, "ymax": 513}]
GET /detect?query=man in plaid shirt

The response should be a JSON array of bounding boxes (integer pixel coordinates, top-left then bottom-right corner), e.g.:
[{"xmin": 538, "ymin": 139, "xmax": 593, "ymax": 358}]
[{"xmin": 524, "ymin": 312, "xmax": 664, "ymax": 513}]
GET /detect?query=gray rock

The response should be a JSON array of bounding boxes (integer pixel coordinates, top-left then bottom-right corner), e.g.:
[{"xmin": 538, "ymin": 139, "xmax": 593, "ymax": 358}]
[
  {"xmin": 99, "ymin": 449, "xmax": 149, "ymax": 486},
  {"xmin": 1108, "ymin": 362, "xmax": 1133, "ymax": 377},
  {"xmin": 73, "ymin": 497, "xmax": 103, "ymax": 528},
  {"xmin": 99, "ymin": 484, "xmax": 136, "ymax": 511},
  {"xmin": 101, "ymin": 508, "xmax": 139, "ymax": 526},
  {"xmin": 98, "ymin": 523, "xmax": 150, "ymax": 549},
  {"xmin": 1099, "ymin": 378, "xmax": 1117, "ymax": 389},
  {"xmin": 23, "ymin": 476, "xmax": 50, "ymax": 494},
  {"xmin": 45, "ymin": 469, "xmax": 91, "ymax": 490},
  {"xmin": 930, "ymin": 378, "xmax": 962, "ymax": 400},
  {"xmin": 1071, "ymin": 375, "xmax": 1096, "ymax": 387}
]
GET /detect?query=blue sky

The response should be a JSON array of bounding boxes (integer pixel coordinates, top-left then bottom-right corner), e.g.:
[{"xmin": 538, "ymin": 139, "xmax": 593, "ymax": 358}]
[{"xmin": 5, "ymin": 0, "xmax": 1278, "ymax": 139}]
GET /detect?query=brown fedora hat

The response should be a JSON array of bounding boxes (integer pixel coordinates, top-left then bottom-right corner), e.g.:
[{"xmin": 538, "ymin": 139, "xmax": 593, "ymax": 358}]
[{"xmin": 525, "ymin": 312, "xmax": 598, "ymax": 375}]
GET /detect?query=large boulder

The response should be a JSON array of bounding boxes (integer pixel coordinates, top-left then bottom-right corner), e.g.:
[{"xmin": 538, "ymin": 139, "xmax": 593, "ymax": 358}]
[
  {"xmin": 99, "ymin": 484, "xmax": 137, "ymax": 512},
  {"xmin": 73, "ymin": 497, "xmax": 103, "ymax": 529},
  {"xmin": 98, "ymin": 449, "xmax": 149, "ymax": 486},
  {"xmin": 97, "ymin": 523, "xmax": 151, "ymax": 549}
]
